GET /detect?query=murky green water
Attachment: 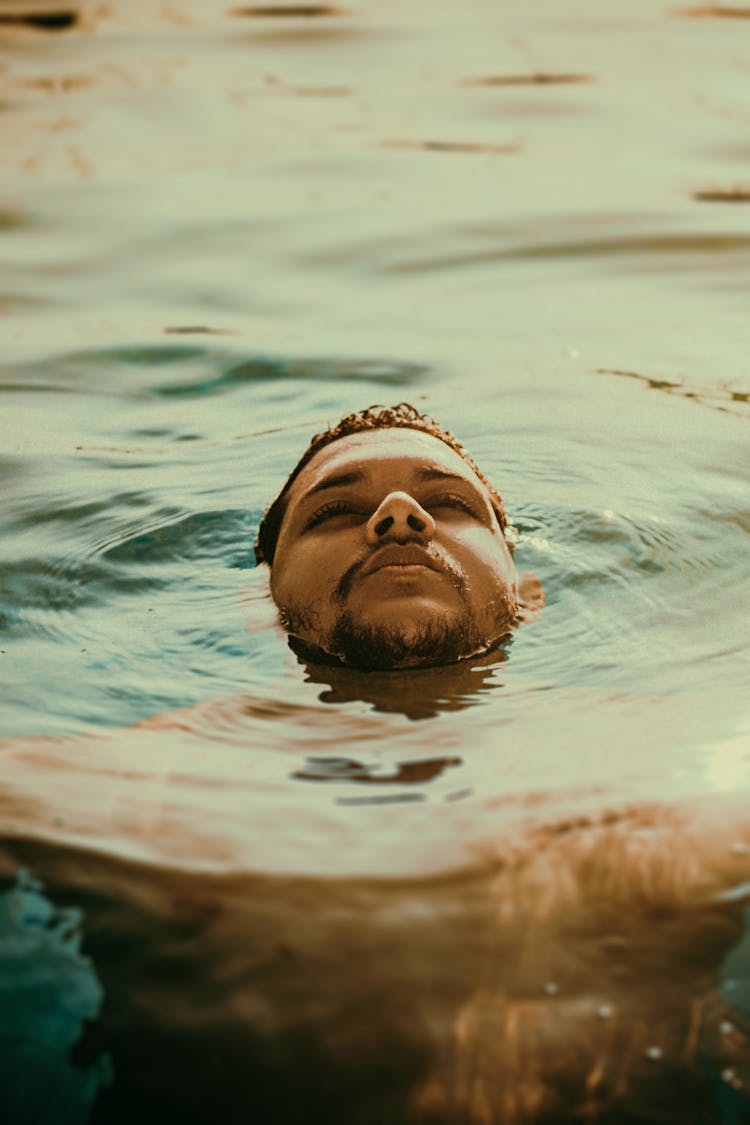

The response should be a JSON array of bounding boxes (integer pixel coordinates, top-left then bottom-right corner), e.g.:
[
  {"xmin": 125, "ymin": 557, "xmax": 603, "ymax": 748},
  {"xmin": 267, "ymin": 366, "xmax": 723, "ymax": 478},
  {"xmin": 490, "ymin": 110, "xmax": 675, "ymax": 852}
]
[{"xmin": 1, "ymin": 2, "xmax": 749, "ymax": 1121}]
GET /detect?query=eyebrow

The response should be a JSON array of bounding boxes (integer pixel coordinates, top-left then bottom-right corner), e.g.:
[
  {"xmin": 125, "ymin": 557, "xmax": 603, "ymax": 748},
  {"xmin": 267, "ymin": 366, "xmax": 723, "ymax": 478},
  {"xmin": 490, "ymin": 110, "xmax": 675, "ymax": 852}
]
[
  {"xmin": 303, "ymin": 465, "xmax": 476, "ymax": 499},
  {"xmin": 416, "ymin": 467, "xmax": 477, "ymax": 487},
  {"xmin": 303, "ymin": 469, "xmax": 365, "ymax": 500}
]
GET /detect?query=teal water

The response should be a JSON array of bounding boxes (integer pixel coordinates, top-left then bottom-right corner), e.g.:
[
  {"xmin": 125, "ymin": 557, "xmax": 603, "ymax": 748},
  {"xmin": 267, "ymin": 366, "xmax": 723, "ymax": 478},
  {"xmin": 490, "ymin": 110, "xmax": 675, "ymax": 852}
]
[
  {"xmin": 1, "ymin": 2, "xmax": 750, "ymax": 1122},
  {"xmin": 1, "ymin": 342, "xmax": 748, "ymax": 743}
]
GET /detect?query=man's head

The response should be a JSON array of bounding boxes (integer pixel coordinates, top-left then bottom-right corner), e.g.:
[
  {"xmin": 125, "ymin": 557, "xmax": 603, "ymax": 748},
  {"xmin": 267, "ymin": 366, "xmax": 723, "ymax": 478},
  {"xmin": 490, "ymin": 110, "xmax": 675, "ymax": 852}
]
[{"xmin": 255, "ymin": 403, "xmax": 519, "ymax": 670}]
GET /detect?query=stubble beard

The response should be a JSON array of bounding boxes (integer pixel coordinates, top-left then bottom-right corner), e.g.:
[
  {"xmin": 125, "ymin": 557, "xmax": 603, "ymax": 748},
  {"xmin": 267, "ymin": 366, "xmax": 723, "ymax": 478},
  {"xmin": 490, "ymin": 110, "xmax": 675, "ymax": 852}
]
[
  {"xmin": 326, "ymin": 605, "xmax": 488, "ymax": 670},
  {"xmin": 281, "ymin": 593, "xmax": 516, "ymax": 671},
  {"xmin": 278, "ymin": 548, "xmax": 518, "ymax": 671}
]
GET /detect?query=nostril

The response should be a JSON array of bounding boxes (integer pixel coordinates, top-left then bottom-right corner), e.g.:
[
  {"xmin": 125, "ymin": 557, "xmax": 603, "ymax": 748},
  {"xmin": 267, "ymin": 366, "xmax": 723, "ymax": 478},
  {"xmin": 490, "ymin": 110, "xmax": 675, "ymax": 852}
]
[
  {"xmin": 374, "ymin": 516, "xmax": 394, "ymax": 537},
  {"xmin": 407, "ymin": 514, "xmax": 425, "ymax": 532}
]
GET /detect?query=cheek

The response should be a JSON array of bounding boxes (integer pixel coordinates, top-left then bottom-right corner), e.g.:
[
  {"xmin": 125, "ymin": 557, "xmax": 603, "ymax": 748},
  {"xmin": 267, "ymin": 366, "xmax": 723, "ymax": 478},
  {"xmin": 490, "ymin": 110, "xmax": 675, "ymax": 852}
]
[
  {"xmin": 270, "ymin": 547, "xmax": 341, "ymax": 608},
  {"xmin": 454, "ymin": 533, "xmax": 515, "ymax": 597}
]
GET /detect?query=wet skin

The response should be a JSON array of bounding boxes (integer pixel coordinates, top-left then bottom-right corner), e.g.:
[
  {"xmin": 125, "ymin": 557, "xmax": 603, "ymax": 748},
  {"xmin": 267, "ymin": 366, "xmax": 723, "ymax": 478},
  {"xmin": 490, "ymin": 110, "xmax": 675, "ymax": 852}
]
[{"xmin": 269, "ymin": 429, "xmax": 519, "ymax": 667}]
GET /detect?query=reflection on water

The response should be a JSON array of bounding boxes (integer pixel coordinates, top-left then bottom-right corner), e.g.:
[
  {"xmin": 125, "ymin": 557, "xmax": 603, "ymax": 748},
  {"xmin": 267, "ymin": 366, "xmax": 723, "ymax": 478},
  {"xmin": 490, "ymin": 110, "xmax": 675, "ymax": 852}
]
[
  {"xmin": 598, "ymin": 366, "xmax": 750, "ymax": 418},
  {"xmin": 1, "ymin": 0, "xmax": 750, "ymax": 1119},
  {"xmin": 682, "ymin": 6, "xmax": 750, "ymax": 19},
  {"xmin": 383, "ymin": 139, "xmax": 522, "ymax": 156},
  {"xmin": 694, "ymin": 188, "xmax": 750, "ymax": 203},
  {"xmin": 0, "ymin": 11, "xmax": 78, "ymax": 31},
  {"xmin": 293, "ymin": 641, "xmax": 511, "ymax": 719},
  {"xmin": 381, "ymin": 231, "xmax": 750, "ymax": 276},
  {"xmin": 291, "ymin": 755, "xmax": 462, "ymax": 785},
  {"xmin": 231, "ymin": 4, "xmax": 347, "ymax": 15},
  {"xmin": 464, "ymin": 73, "xmax": 592, "ymax": 87}
]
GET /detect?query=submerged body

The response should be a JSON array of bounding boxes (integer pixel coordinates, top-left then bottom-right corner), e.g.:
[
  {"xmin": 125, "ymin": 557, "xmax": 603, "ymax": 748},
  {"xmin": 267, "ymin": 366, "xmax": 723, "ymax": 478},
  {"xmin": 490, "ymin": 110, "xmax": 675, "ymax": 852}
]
[{"xmin": 1, "ymin": 746, "xmax": 749, "ymax": 1125}]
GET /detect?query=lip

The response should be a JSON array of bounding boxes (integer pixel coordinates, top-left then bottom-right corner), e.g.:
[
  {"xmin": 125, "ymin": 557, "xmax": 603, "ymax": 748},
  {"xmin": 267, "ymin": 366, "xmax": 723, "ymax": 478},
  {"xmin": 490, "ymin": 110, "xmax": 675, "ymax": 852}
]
[{"xmin": 359, "ymin": 545, "xmax": 444, "ymax": 579}]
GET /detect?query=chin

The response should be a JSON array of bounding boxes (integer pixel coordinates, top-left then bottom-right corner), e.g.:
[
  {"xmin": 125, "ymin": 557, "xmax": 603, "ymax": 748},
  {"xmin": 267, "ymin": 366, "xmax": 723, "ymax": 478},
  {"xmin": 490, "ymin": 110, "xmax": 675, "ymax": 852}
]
[
  {"xmin": 326, "ymin": 607, "xmax": 489, "ymax": 672},
  {"xmin": 347, "ymin": 591, "xmax": 461, "ymax": 623},
  {"xmin": 351, "ymin": 597, "xmax": 462, "ymax": 635}
]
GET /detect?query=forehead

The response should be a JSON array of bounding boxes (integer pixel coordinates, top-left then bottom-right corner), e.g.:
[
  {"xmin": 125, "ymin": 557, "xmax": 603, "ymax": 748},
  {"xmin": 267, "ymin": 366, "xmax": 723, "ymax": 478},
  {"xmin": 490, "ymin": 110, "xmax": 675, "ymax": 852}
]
[{"xmin": 288, "ymin": 428, "xmax": 488, "ymax": 500}]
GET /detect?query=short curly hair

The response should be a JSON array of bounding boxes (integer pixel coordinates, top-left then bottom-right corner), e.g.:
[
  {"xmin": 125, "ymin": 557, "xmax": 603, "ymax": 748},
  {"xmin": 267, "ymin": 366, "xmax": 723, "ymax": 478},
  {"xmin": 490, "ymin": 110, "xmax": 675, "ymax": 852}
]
[{"xmin": 254, "ymin": 402, "xmax": 509, "ymax": 566}]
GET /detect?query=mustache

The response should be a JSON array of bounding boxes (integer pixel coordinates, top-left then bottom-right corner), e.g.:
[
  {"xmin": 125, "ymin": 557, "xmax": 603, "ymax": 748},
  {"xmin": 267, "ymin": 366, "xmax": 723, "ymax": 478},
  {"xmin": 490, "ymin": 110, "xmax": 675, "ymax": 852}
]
[{"xmin": 335, "ymin": 541, "xmax": 467, "ymax": 601}]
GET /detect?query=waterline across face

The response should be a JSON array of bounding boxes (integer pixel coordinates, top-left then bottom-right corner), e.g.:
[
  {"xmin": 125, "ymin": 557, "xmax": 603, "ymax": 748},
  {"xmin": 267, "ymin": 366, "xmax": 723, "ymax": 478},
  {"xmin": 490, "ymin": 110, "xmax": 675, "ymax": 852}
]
[{"xmin": 268, "ymin": 428, "xmax": 518, "ymax": 670}]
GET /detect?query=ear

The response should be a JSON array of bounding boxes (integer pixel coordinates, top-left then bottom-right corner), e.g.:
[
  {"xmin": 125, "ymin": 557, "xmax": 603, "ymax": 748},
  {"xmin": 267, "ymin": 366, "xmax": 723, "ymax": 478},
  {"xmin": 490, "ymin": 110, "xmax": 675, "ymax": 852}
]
[{"xmin": 517, "ymin": 570, "xmax": 545, "ymax": 623}]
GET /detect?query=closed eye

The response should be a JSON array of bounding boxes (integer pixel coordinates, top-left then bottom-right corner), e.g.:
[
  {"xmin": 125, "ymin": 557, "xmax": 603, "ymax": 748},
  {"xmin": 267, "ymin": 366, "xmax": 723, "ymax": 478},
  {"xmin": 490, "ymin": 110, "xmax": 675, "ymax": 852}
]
[
  {"xmin": 425, "ymin": 493, "xmax": 483, "ymax": 519},
  {"xmin": 305, "ymin": 500, "xmax": 364, "ymax": 530}
]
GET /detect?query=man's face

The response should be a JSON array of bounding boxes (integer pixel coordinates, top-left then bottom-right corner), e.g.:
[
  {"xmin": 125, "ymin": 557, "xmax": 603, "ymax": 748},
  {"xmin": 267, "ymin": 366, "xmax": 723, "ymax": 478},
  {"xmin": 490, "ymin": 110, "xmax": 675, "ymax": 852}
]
[{"xmin": 269, "ymin": 428, "xmax": 518, "ymax": 669}]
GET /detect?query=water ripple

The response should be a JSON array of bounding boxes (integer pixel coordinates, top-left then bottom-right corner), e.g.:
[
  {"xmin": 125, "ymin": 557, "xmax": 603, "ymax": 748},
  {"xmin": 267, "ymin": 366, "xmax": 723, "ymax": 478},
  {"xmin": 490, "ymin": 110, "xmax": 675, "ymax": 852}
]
[
  {"xmin": 99, "ymin": 509, "xmax": 257, "ymax": 569},
  {"xmin": 0, "ymin": 9, "xmax": 78, "ymax": 30},
  {"xmin": 464, "ymin": 74, "xmax": 593, "ymax": 88},
  {"xmin": 384, "ymin": 232, "xmax": 750, "ymax": 276},
  {"xmin": 148, "ymin": 354, "xmax": 428, "ymax": 398},
  {"xmin": 230, "ymin": 4, "xmax": 347, "ymax": 15},
  {"xmin": 3, "ymin": 348, "xmax": 428, "ymax": 401},
  {"xmin": 597, "ymin": 367, "xmax": 750, "ymax": 419}
]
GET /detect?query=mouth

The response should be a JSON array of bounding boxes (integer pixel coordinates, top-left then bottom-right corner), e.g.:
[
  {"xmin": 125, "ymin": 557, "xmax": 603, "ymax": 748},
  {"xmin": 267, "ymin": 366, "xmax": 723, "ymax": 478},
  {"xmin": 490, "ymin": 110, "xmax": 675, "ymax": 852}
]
[
  {"xmin": 336, "ymin": 544, "xmax": 465, "ymax": 602},
  {"xmin": 359, "ymin": 545, "xmax": 444, "ymax": 579}
]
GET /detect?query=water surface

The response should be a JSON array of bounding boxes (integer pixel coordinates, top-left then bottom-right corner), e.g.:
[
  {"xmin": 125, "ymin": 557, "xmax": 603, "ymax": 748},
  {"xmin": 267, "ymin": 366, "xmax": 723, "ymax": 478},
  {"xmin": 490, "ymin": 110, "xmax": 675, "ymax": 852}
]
[{"xmin": 1, "ymin": 1, "xmax": 749, "ymax": 1121}]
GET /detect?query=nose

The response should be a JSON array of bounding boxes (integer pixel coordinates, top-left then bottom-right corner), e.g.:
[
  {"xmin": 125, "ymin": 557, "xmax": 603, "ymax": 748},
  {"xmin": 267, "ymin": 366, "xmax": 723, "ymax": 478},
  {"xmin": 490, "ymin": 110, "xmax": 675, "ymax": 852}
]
[{"xmin": 365, "ymin": 491, "xmax": 436, "ymax": 546}]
